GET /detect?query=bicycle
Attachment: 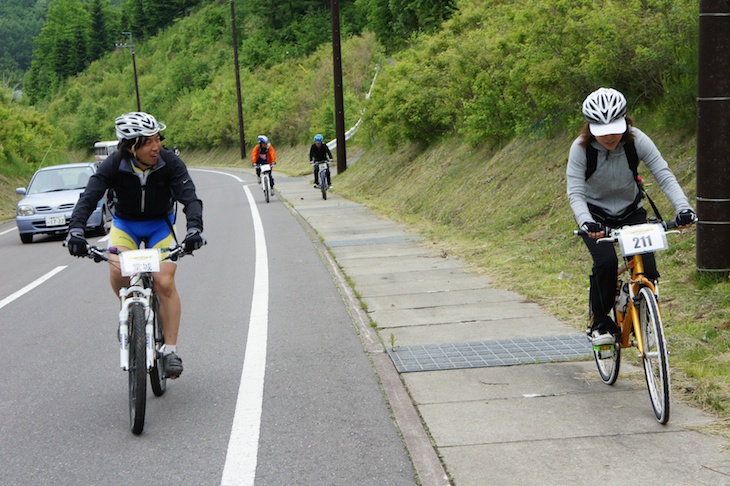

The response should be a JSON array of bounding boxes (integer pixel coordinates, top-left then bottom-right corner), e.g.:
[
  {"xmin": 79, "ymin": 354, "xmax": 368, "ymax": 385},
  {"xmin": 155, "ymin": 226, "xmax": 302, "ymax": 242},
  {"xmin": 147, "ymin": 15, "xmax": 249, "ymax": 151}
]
[
  {"xmin": 86, "ymin": 244, "xmax": 187, "ymax": 434},
  {"xmin": 312, "ymin": 160, "xmax": 331, "ymax": 200},
  {"xmin": 575, "ymin": 220, "xmax": 682, "ymax": 424},
  {"xmin": 256, "ymin": 162, "xmax": 273, "ymax": 203}
]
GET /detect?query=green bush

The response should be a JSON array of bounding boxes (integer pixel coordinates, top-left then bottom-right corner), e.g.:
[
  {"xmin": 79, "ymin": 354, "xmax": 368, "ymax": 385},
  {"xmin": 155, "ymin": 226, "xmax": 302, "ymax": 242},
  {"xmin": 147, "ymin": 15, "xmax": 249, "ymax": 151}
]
[{"xmin": 365, "ymin": 0, "xmax": 699, "ymax": 147}]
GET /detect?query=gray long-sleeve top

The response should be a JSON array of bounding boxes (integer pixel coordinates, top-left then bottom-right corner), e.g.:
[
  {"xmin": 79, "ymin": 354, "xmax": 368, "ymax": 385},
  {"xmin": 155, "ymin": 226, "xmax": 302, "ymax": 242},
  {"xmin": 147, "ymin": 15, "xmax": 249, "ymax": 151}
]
[{"xmin": 566, "ymin": 127, "xmax": 692, "ymax": 227}]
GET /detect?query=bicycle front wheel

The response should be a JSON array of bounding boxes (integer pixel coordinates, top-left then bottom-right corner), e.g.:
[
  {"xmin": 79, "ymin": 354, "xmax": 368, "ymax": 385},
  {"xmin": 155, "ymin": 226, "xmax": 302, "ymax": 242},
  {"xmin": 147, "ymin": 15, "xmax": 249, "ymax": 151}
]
[
  {"xmin": 320, "ymin": 171, "xmax": 327, "ymax": 200},
  {"xmin": 263, "ymin": 175, "xmax": 270, "ymax": 203},
  {"xmin": 149, "ymin": 295, "xmax": 166, "ymax": 397},
  {"xmin": 129, "ymin": 302, "xmax": 147, "ymax": 434},
  {"xmin": 638, "ymin": 287, "xmax": 670, "ymax": 424}
]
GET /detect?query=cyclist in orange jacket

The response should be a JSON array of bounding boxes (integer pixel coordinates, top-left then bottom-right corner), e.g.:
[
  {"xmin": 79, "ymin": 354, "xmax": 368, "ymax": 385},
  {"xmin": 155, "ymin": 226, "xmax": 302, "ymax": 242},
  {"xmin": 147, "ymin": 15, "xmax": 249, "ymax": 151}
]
[{"xmin": 252, "ymin": 135, "xmax": 277, "ymax": 186}]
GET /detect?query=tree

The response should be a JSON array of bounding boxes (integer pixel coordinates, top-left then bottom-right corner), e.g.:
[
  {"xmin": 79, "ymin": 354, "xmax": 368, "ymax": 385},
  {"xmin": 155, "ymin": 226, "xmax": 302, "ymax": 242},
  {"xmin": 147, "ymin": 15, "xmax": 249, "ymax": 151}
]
[
  {"xmin": 88, "ymin": 0, "xmax": 111, "ymax": 62},
  {"xmin": 25, "ymin": 0, "xmax": 92, "ymax": 102}
]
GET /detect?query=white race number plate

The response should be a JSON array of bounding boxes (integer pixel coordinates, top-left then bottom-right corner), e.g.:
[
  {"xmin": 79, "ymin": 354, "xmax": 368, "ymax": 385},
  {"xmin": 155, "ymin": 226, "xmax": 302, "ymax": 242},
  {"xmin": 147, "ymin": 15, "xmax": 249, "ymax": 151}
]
[
  {"xmin": 119, "ymin": 249, "xmax": 161, "ymax": 276},
  {"xmin": 618, "ymin": 223, "xmax": 668, "ymax": 256}
]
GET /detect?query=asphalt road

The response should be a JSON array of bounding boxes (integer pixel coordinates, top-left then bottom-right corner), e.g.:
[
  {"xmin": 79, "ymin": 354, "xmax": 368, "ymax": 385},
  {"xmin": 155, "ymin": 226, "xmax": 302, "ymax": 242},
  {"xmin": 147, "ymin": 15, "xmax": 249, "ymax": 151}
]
[{"xmin": 0, "ymin": 168, "xmax": 416, "ymax": 486}]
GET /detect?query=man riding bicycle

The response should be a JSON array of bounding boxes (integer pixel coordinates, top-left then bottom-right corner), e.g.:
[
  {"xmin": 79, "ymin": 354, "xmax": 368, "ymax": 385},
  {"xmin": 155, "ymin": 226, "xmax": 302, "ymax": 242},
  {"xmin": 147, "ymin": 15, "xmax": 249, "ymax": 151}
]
[
  {"xmin": 66, "ymin": 111, "xmax": 205, "ymax": 379},
  {"xmin": 309, "ymin": 133, "xmax": 333, "ymax": 188},
  {"xmin": 252, "ymin": 135, "xmax": 277, "ymax": 186}
]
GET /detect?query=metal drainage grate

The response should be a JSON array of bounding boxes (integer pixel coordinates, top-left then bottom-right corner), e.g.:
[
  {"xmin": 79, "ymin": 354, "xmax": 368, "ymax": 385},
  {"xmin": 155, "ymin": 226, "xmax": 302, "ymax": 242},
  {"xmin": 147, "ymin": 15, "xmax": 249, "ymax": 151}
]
[
  {"xmin": 326, "ymin": 235, "xmax": 423, "ymax": 247},
  {"xmin": 387, "ymin": 334, "xmax": 593, "ymax": 373}
]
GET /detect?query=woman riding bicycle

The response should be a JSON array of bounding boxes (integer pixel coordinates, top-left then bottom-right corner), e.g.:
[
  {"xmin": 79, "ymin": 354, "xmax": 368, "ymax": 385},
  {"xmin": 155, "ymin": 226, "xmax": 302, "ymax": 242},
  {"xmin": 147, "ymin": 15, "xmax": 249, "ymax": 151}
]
[
  {"xmin": 566, "ymin": 88, "xmax": 695, "ymax": 346},
  {"xmin": 252, "ymin": 135, "xmax": 277, "ymax": 186},
  {"xmin": 66, "ymin": 112, "xmax": 205, "ymax": 379}
]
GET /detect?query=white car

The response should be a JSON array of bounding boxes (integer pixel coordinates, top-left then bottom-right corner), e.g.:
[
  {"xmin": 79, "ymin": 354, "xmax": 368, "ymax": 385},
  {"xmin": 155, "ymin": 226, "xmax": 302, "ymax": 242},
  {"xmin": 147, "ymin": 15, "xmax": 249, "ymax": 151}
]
[{"xmin": 15, "ymin": 163, "xmax": 111, "ymax": 244}]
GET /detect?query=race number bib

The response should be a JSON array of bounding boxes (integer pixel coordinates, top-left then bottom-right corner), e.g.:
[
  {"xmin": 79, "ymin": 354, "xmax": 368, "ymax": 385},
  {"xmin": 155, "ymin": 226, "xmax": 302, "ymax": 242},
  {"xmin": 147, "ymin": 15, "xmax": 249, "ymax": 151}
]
[
  {"xmin": 119, "ymin": 249, "xmax": 161, "ymax": 276},
  {"xmin": 618, "ymin": 223, "xmax": 668, "ymax": 256}
]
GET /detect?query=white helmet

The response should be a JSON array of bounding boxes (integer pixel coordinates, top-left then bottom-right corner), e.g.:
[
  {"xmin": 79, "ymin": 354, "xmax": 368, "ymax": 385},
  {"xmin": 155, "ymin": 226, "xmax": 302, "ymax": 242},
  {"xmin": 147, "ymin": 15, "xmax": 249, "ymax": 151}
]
[
  {"xmin": 582, "ymin": 88, "xmax": 627, "ymax": 136},
  {"xmin": 115, "ymin": 112, "xmax": 166, "ymax": 141},
  {"xmin": 257, "ymin": 135, "xmax": 269, "ymax": 144}
]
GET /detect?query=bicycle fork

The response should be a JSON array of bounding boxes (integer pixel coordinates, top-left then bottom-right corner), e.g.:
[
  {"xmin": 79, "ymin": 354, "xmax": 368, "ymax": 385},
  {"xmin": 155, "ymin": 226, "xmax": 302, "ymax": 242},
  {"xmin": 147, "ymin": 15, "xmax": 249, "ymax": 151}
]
[
  {"xmin": 626, "ymin": 279, "xmax": 658, "ymax": 359},
  {"xmin": 117, "ymin": 285, "xmax": 155, "ymax": 371}
]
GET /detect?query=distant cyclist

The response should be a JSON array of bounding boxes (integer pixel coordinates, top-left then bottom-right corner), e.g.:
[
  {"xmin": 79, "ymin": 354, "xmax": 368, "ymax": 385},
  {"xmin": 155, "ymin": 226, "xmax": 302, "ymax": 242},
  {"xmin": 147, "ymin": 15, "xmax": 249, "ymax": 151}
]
[
  {"xmin": 566, "ymin": 88, "xmax": 695, "ymax": 346},
  {"xmin": 66, "ymin": 112, "xmax": 205, "ymax": 378},
  {"xmin": 309, "ymin": 133, "xmax": 333, "ymax": 188},
  {"xmin": 252, "ymin": 135, "xmax": 277, "ymax": 186}
]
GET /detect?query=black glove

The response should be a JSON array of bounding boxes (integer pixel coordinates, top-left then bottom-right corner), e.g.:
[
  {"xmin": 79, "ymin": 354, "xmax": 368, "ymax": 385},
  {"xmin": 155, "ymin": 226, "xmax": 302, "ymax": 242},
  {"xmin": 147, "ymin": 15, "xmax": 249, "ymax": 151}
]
[
  {"xmin": 675, "ymin": 209, "xmax": 696, "ymax": 227},
  {"xmin": 183, "ymin": 229, "xmax": 205, "ymax": 253},
  {"xmin": 582, "ymin": 221, "xmax": 605, "ymax": 234},
  {"xmin": 66, "ymin": 230, "xmax": 88, "ymax": 257}
]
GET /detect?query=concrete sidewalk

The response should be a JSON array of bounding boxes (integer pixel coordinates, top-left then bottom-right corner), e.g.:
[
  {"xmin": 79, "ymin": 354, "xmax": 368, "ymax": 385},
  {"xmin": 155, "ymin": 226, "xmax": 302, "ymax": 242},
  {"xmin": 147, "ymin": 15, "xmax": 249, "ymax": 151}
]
[{"xmin": 272, "ymin": 173, "xmax": 730, "ymax": 486}]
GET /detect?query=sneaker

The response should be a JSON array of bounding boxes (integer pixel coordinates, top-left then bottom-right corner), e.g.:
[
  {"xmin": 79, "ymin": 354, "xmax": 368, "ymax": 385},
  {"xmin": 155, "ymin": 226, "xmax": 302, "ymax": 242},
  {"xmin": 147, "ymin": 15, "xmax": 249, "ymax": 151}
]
[
  {"xmin": 163, "ymin": 352, "xmax": 183, "ymax": 379},
  {"xmin": 314, "ymin": 184, "xmax": 320, "ymax": 188},
  {"xmin": 590, "ymin": 330, "xmax": 615, "ymax": 346}
]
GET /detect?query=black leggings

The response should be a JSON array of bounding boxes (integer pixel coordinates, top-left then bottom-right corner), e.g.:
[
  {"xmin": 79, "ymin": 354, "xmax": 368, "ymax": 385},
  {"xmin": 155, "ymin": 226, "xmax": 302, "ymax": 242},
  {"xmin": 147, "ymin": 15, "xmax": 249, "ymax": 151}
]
[{"xmin": 581, "ymin": 208, "xmax": 659, "ymax": 330}]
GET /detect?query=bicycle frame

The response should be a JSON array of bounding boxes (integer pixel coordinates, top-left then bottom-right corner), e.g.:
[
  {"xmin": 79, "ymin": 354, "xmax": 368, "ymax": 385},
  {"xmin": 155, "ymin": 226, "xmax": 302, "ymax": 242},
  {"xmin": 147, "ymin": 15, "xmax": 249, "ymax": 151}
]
[
  {"xmin": 88, "ymin": 246, "xmax": 184, "ymax": 371},
  {"xmin": 615, "ymin": 254, "xmax": 656, "ymax": 358}
]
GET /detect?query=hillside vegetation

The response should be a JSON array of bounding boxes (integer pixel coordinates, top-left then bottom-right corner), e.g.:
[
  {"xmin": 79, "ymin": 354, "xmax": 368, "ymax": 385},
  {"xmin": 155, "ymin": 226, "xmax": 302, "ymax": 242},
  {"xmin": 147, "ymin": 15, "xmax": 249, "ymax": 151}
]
[{"xmin": 3, "ymin": 0, "xmax": 730, "ymax": 420}]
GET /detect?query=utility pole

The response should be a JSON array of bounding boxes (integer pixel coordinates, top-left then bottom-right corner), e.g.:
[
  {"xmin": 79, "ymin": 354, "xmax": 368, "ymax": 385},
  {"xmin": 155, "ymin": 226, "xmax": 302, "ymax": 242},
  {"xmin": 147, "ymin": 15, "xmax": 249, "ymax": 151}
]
[
  {"xmin": 116, "ymin": 32, "xmax": 141, "ymax": 111},
  {"xmin": 331, "ymin": 0, "xmax": 347, "ymax": 173},
  {"xmin": 230, "ymin": 0, "xmax": 246, "ymax": 159},
  {"xmin": 696, "ymin": 0, "xmax": 730, "ymax": 274}
]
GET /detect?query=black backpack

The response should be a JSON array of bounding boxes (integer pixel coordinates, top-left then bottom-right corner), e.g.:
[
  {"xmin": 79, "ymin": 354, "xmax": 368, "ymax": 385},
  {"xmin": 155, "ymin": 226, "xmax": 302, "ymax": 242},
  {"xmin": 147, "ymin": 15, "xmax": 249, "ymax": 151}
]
[
  {"xmin": 585, "ymin": 140, "xmax": 639, "ymax": 182},
  {"xmin": 584, "ymin": 140, "xmax": 664, "ymax": 222}
]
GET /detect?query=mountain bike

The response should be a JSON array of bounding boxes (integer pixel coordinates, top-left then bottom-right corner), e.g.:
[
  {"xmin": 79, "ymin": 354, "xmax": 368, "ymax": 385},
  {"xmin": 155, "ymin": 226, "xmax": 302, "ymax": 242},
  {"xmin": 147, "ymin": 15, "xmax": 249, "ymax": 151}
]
[
  {"xmin": 257, "ymin": 163, "xmax": 273, "ymax": 203},
  {"xmin": 312, "ymin": 160, "xmax": 331, "ymax": 200},
  {"xmin": 85, "ymin": 244, "xmax": 187, "ymax": 434},
  {"xmin": 575, "ymin": 221, "xmax": 682, "ymax": 424}
]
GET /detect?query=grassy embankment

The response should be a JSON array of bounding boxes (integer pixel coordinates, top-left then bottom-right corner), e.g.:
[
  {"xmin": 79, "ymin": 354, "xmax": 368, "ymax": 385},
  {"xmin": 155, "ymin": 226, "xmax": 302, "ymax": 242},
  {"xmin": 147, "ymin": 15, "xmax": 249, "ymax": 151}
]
[{"xmin": 278, "ymin": 127, "xmax": 730, "ymax": 427}]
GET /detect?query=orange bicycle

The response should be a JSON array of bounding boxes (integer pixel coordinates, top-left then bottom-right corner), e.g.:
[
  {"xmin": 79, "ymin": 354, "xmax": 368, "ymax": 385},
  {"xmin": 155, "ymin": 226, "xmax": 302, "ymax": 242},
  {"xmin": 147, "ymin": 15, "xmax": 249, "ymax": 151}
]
[{"xmin": 576, "ymin": 221, "xmax": 682, "ymax": 424}]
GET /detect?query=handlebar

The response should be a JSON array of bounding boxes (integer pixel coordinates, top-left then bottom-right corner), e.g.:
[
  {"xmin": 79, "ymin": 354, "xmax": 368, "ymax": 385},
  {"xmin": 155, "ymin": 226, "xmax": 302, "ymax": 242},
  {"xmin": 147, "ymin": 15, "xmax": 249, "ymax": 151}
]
[
  {"xmin": 86, "ymin": 244, "xmax": 191, "ymax": 263},
  {"xmin": 573, "ymin": 220, "xmax": 681, "ymax": 238}
]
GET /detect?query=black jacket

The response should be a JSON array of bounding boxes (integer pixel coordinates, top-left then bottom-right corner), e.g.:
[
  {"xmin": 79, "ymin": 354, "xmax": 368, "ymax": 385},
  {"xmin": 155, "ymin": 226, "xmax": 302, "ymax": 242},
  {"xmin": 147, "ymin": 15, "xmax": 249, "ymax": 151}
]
[
  {"xmin": 69, "ymin": 148, "xmax": 203, "ymax": 233},
  {"xmin": 309, "ymin": 143, "xmax": 333, "ymax": 162}
]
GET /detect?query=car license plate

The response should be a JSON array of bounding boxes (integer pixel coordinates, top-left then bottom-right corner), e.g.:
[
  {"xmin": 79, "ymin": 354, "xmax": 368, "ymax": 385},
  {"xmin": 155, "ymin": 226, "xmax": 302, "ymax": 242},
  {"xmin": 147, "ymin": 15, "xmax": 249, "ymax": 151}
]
[{"xmin": 45, "ymin": 215, "xmax": 66, "ymax": 226}]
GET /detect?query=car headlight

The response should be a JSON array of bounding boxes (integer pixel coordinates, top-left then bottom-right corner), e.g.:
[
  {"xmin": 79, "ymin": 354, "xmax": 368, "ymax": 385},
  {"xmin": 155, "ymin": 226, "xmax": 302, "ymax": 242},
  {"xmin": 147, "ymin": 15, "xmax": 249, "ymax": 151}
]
[{"xmin": 17, "ymin": 205, "xmax": 35, "ymax": 216}]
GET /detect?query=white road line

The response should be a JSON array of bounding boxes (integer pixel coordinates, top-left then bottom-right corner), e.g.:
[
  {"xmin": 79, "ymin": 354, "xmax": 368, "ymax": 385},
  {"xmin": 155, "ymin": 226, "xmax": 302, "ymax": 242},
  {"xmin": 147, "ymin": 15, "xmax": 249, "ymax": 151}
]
[
  {"xmin": 0, "ymin": 227, "xmax": 17, "ymax": 236},
  {"xmin": 221, "ymin": 184, "xmax": 268, "ymax": 486},
  {"xmin": 0, "ymin": 266, "xmax": 67, "ymax": 310},
  {"xmin": 191, "ymin": 168, "xmax": 244, "ymax": 183}
]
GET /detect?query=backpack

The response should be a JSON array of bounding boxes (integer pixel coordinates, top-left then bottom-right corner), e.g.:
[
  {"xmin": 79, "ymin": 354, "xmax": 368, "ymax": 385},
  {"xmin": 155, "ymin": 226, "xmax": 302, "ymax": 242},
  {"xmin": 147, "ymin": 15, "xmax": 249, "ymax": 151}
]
[
  {"xmin": 584, "ymin": 140, "xmax": 665, "ymax": 222},
  {"xmin": 585, "ymin": 140, "xmax": 639, "ymax": 182}
]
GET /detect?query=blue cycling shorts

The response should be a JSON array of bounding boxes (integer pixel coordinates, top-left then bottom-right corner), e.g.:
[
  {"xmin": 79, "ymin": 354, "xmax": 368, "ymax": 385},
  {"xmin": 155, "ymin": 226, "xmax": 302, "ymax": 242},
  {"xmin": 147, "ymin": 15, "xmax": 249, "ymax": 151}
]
[{"xmin": 110, "ymin": 214, "xmax": 176, "ymax": 250}]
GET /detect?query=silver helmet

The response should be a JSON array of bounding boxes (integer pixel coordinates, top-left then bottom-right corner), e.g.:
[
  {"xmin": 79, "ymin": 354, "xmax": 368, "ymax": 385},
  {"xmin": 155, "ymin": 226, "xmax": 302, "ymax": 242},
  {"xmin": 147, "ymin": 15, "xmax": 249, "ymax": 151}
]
[
  {"xmin": 582, "ymin": 88, "xmax": 627, "ymax": 136},
  {"xmin": 115, "ymin": 112, "xmax": 166, "ymax": 141}
]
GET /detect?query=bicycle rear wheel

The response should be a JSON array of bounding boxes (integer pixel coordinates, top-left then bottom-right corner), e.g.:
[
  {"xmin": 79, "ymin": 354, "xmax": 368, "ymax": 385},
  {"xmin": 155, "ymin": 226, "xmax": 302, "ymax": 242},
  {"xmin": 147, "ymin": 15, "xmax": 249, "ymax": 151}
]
[
  {"xmin": 638, "ymin": 287, "xmax": 670, "ymax": 424},
  {"xmin": 263, "ymin": 175, "xmax": 270, "ymax": 203},
  {"xmin": 149, "ymin": 294, "xmax": 166, "ymax": 397},
  {"xmin": 588, "ymin": 292, "xmax": 620, "ymax": 384},
  {"xmin": 129, "ymin": 302, "xmax": 147, "ymax": 434}
]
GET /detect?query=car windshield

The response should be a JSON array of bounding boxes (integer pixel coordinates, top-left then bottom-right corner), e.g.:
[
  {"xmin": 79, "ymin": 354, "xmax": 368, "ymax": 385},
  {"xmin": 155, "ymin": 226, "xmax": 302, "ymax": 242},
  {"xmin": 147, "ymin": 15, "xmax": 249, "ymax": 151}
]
[{"xmin": 27, "ymin": 166, "xmax": 94, "ymax": 195}]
